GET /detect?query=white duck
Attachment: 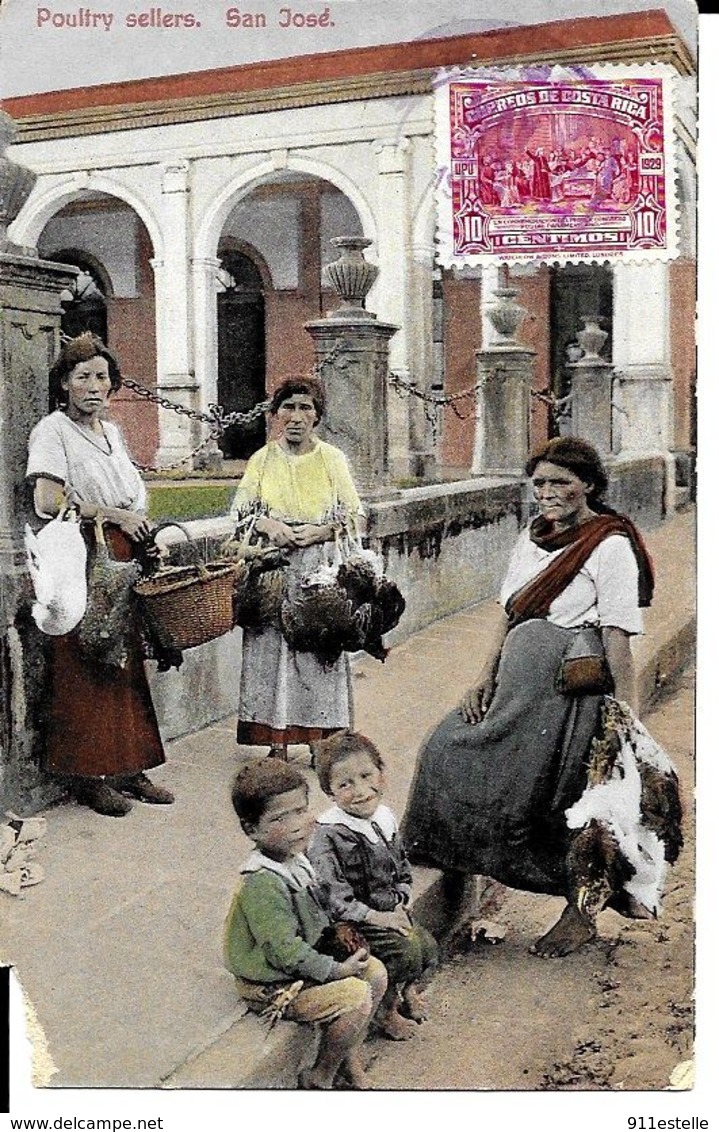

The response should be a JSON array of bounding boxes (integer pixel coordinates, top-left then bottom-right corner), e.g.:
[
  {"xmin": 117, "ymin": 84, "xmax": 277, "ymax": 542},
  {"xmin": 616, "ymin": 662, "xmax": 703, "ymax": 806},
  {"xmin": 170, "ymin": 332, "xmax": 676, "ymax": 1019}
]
[{"xmin": 24, "ymin": 511, "xmax": 87, "ymax": 635}]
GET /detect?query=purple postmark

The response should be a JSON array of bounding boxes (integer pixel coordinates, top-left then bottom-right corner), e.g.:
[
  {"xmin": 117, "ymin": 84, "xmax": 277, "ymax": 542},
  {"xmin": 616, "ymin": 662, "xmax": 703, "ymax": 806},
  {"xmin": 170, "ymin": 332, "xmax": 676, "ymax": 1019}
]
[{"xmin": 435, "ymin": 66, "xmax": 677, "ymax": 265}]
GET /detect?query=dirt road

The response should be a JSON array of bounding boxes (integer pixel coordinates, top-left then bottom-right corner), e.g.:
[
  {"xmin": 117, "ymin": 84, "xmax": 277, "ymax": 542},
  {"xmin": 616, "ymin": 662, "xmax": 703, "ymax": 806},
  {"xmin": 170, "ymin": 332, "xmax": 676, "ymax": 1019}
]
[{"xmin": 367, "ymin": 670, "xmax": 695, "ymax": 1094}]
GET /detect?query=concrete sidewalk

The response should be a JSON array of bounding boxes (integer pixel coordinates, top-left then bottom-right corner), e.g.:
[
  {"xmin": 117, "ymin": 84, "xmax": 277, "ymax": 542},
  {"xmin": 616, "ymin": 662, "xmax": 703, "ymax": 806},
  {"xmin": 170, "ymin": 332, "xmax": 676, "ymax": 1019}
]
[{"xmin": 0, "ymin": 508, "xmax": 695, "ymax": 1090}]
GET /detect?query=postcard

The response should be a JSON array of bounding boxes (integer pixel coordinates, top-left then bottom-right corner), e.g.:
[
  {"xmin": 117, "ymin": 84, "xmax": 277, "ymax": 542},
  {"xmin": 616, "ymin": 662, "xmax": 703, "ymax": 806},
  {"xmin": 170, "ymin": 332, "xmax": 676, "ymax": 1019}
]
[{"xmin": 0, "ymin": 0, "xmax": 704, "ymax": 1126}]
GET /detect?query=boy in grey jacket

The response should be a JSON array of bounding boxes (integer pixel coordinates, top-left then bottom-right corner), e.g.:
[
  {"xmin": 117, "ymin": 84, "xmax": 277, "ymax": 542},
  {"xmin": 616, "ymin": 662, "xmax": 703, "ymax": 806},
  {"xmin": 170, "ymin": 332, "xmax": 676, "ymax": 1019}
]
[
  {"xmin": 224, "ymin": 759, "xmax": 386, "ymax": 1088},
  {"xmin": 309, "ymin": 731, "xmax": 438, "ymax": 1040}
]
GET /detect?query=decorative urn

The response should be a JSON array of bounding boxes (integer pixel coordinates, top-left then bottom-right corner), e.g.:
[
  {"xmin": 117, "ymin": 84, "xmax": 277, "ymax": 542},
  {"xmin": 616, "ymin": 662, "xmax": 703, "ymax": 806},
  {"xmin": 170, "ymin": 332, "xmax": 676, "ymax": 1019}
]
[
  {"xmin": 322, "ymin": 236, "xmax": 379, "ymax": 319},
  {"xmin": 487, "ymin": 287, "xmax": 527, "ymax": 346}
]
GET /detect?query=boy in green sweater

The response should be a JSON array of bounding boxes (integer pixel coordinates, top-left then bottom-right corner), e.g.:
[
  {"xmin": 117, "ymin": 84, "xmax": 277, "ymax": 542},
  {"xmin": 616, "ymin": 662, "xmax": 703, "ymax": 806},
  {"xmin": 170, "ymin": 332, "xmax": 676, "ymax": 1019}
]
[{"xmin": 223, "ymin": 759, "xmax": 387, "ymax": 1089}]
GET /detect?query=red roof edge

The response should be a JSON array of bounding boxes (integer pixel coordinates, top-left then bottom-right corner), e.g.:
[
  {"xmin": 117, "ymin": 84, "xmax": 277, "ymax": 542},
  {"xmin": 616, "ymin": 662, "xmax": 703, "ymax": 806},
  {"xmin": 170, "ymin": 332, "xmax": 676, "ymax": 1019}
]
[{"xmin": 2, "ymin": 9, "xmax": 684, "ymax": 119}]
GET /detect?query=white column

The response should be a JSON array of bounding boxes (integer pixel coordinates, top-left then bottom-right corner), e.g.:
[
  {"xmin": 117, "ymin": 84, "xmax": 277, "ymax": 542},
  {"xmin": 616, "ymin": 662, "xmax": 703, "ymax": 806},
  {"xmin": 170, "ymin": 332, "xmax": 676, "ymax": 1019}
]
[
  {"xmin": 153, "ymin": 161, "xmax": 198, "ymax": 463},
  {"xmin": 407, "ymin": 237, "xmax": 436, "ymax": 470},
  {"xmin": 191, "ymin": 255, "xmax": 221, "ymax": 410},
  {"xmin": 188, "ymin": 255, "xmax": 224, "ymax": 469},
  {"xmin": 472, "ymin": 264, "xmax": 502, "ymax": 473},
  {"xmin": 369, "ymin": 138, "xmax": 412, "ymax": 477},
  {"xmin": 612, "ymin": 261, "xmax": 673, "ymax": 458}
]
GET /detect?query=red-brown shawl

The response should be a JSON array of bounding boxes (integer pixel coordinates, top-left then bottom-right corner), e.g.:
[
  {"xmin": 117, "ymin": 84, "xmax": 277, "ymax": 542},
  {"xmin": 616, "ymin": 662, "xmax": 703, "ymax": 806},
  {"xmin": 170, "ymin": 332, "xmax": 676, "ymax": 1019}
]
[{"xmin": 505, "ymin": 512, "xmax": 654, "ymax": 626}]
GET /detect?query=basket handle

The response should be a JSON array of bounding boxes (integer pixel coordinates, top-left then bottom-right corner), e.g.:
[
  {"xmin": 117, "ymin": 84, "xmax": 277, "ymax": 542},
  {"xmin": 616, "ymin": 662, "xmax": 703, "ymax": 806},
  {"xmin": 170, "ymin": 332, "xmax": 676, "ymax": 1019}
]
[
  {"xmin": 150, "ymin": 520, "xmax": 193, "ymax": 543},
  {"xmin": 149, "ymin": 521, "xmax": 210, "ymax": 579}
]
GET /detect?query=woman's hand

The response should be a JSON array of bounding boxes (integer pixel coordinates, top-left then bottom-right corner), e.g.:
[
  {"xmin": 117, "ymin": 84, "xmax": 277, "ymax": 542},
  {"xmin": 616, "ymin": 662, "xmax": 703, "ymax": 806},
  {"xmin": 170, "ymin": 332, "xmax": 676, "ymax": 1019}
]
[
  {"xmin": 103, "ymin": 508, "xmax": 153, "ymax": 542},
  {"xmin": 460, "ymin": 611, "xmax": 509, "ymax": 724},
  {"xmin": 32, "ymin": 481, "xmax": 151, "ymax": 542},
  {"xmin": 461, "ymin": 670, "xmax": 497, "ymax": 724},
  {"xmin": 335, "ymin": 948, "xmax": 370, "ymax": 979},
  {"xmin": 291, "ymin": 523, "xmax": 333, "ymax": 547},
  {"xmin": 255, "ymin": 516, "xmax": 298, "ymax": 548}
]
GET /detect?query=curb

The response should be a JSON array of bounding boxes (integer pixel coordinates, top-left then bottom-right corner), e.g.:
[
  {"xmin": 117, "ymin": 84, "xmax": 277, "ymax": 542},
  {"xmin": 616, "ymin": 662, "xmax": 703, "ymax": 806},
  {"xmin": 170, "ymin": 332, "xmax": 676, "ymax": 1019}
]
[{"xmin": 159, "ymin": 549, "xmax": 696, "ymax": 1088}]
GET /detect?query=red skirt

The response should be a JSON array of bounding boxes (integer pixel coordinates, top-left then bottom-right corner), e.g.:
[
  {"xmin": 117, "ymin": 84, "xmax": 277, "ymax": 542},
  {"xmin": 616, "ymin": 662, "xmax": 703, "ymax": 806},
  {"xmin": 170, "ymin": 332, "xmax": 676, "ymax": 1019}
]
[
  {"xmin": 44, "ymin": 528, "xmax": 165, "ymax": 779},
  {"xmin": 236, "ymin": 721, "xmax": 340, "ymax": 749}
]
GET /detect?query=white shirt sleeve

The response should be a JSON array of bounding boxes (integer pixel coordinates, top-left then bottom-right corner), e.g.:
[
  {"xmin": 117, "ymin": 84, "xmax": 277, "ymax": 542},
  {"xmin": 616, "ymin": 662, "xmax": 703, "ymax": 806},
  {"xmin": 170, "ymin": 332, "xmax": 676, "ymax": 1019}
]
[
  {"xmin": 499, "ymin": 527, "xmax": 643, "ymax": 633},
  {"xmin": 499, "ymin": 529, "xmax": 531, "ymax": 606},
  {"xmin": 26, "ymin": 416, "xmax": 68, "ymax": 483},
  {"xmin": 588, "ymin": 534, "xmax": 643, "ymax": 634}
]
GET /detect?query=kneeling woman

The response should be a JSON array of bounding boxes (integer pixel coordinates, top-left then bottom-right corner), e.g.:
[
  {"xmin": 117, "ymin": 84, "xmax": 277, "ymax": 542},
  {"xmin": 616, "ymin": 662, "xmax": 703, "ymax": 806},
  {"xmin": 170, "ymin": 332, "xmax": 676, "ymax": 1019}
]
[{"xmin": 402, "ymin": 438, "xmax": 682, "ymax": 957}]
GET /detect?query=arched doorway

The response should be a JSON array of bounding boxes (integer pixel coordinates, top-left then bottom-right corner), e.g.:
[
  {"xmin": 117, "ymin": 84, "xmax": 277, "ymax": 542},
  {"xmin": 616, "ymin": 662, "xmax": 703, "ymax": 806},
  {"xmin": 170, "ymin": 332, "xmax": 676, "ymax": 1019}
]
[
  {"xmin": 217, "ymin": 249, "xmax": 267, "ymax": 459},
  {"xmin": 37, "ymin": 194, "xmax": 159, "ymax": 467}
]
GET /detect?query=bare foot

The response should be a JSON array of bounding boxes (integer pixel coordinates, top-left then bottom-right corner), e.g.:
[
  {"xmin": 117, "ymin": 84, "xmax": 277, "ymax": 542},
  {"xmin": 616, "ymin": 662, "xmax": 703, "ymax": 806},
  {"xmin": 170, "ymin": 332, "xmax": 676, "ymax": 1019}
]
[
  {"xmin": 529, "ymin": 904, "xmax": 596, "ymax": 959},
  {"xmin": 339, "ymin": 1051, "xmax": 373, "ymax": 1090},
  {"xmin": 375, "ymin": 1006, "xmax": 418, "ymax": 1040},
  {"xmin": 402, "ymin": 984, "xmax": 428, "ymax": 1022}
]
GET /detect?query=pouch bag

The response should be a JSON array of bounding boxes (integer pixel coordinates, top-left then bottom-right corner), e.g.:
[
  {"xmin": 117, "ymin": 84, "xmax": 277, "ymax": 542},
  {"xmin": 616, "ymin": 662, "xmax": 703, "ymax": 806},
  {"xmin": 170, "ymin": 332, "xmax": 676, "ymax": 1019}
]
[{"xmin": 556, "ymin": 627, "xmax": 613, "ymax": 695}]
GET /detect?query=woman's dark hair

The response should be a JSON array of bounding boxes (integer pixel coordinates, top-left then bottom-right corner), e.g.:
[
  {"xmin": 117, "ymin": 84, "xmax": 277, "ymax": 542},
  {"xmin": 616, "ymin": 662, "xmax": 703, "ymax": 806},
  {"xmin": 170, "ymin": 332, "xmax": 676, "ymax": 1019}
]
[
  {"xmin": 269, "ymin": 377, "xmax": 325, "ymax": 421},
  {"xmin": 315, "ymin": 730, "xmax": 384, "ymax": 797},
  {"xmin": 525, "ymin": 437, "xmax": 609, "ymax": 500},
  {"xmin": 49, "ymin": 332, "xmax": 122, "ymax": 409},
  {"xmin": 231, "ymin": 759, "xmax": 308, "ymax": 834}
]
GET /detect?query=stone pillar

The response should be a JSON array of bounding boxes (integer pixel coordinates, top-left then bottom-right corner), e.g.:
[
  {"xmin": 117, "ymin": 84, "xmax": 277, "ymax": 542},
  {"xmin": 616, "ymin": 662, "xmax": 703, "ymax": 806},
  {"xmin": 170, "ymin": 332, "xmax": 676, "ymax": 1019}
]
[
  {"xmin": 567, "ymin": 317, "xmax": 614, "ymax": 457},
  {"xmin": 472, "ymin": 288, "xmax": 535, "ymax": 477},
  {"xmin": 406, "ymin": 237, "xmax": 436, "ymax": 480},
  {"xmin": 612, "ymin": 261, "xmax": 673, "ymax": 456},
  {"xmin": 305, "ymin": 237, "xmax": 398, "ymax": 497},
  {"xmin": 152, "ymin": 161, "xmax": 200, "ymax": 464},
  {"xmin": 1, "ymin": 113, "xmax": 78, "ymax": 810}
]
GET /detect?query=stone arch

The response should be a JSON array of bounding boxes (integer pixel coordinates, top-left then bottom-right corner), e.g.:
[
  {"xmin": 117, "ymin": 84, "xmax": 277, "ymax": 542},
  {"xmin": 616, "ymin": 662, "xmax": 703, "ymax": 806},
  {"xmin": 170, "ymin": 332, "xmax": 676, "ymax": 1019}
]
[
  {"xmin": 195, "ymin": 156, "xmax": 377, "ymax": 263},
  {"xmin": 10, "ymin": 175, "xmax": 163, "ymax": 260}
]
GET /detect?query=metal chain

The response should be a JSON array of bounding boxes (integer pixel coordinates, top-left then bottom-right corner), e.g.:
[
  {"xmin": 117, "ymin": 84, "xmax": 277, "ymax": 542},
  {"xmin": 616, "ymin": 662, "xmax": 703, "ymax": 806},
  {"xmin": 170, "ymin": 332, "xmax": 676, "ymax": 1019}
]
[
  {"xmin": 120, "ymin": 344, "xmax": 343, "ymax": 473},
  {"xmin": 388, "ymin": 369, "xmax": 497, "ymax": 442},
  {"xmin": 389, "ymin": 371, "xmax": 580, "ymax": 442},
  {"xmin": 530, "ymin": 387, "xmax": 573, "ymax": 417},
  {"xmin": 123, "ymin": 344, "xmax": 577, "ymax": 471}
]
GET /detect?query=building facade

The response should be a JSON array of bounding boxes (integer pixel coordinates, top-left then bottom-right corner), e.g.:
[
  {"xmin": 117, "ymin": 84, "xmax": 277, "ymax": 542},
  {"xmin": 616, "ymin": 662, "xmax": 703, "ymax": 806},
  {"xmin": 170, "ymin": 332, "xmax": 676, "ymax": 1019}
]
[{"xmin": 5, "ymin": 10, "xmax": 696, "ymax": 486}]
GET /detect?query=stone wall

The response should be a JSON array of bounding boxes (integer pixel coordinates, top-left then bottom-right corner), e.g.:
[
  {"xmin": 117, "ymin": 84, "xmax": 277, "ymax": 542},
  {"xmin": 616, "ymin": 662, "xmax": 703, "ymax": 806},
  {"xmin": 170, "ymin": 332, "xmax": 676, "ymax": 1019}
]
[
  {"xmin": 147, "ymin": 455, "xmax": 666, "ymax": 743},
  {"xmin": 3, "ymin": 457, "xmax": 667, "ymax": 810}
]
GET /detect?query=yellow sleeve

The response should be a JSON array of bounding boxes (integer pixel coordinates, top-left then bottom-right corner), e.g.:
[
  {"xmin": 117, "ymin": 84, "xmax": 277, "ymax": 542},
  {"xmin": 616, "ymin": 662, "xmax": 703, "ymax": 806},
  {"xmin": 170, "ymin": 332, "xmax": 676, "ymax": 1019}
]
[
  {"xmin": 324, "ymin": 445, "xmax": 364, "ymax": 519},
  {"xmin": 230, "ymin": 448, "xmax": 266, "ymax": 516}
]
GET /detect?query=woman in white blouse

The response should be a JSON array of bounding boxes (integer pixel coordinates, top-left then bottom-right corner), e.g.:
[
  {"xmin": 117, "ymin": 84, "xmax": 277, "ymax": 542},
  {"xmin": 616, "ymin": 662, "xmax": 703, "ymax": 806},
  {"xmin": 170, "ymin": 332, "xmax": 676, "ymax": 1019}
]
[
  {"xmin": 402, "ymin": 438, "xmax": 682, "ymax": 958},
  {"xmin": 26, "ymin": 333, "xmax": 173, "ymax": 817}
]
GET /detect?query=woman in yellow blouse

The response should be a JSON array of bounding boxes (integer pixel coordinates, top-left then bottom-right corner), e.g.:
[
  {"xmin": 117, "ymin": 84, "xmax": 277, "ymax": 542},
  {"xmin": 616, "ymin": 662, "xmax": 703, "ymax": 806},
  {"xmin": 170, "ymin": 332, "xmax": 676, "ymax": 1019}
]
[{"xmin": 232, "ymin": 378, "xmax": 364, "ymax": 759}]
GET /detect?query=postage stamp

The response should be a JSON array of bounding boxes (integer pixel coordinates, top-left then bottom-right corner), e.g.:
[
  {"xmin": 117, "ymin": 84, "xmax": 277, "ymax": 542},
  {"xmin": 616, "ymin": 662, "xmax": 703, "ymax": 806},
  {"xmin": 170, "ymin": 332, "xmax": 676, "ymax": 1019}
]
[
  {"xmin": 435, "ymin": 64, "xmax": 678, "ymax": 267},
  {"xmin": 0, "ymin": 0, "xmax": 699, "ymax": 1118}
]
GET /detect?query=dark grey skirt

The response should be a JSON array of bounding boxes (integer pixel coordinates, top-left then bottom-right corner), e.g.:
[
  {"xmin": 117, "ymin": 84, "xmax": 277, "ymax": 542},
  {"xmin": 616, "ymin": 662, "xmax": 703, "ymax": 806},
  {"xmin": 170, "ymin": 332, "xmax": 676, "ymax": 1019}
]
[{"xmin": 401, "ymin": 619, "xmax": 603, "ymax": 896}]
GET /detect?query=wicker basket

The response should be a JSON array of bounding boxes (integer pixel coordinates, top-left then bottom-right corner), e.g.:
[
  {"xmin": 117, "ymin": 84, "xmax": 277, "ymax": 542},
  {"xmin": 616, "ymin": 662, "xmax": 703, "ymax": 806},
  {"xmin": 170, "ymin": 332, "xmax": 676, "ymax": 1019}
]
[{"xmin": 133, "ymin": 523, "xmax": 236, "ymax": 651}]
